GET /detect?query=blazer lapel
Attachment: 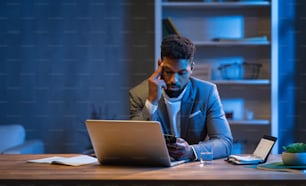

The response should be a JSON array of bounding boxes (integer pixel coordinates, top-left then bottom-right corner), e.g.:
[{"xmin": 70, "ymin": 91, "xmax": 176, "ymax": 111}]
[
  {"xmin": 180, "ymin": 82, "xmax": 195, "ymax": 138},
  {"xmin": 157, "ymin": 96, "xmax": 171, "ymax": 134}
]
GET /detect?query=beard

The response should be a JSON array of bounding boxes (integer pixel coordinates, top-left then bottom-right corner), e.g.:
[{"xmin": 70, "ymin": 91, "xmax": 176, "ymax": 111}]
[{"xmin": 165, "ymin": 84, "xmax": 182, "ymax": 98}]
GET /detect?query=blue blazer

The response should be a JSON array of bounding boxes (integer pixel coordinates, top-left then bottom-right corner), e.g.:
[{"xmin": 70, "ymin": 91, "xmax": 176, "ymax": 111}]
[{"xmin": 129, "ymin": 77, "xmax": 233, "ymax": 159}]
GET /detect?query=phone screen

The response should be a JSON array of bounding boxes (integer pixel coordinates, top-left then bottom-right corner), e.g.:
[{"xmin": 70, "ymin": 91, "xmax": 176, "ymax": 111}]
[{"xmin": 164, "ymin": 134, "xmax": 176, "ymax": 143}]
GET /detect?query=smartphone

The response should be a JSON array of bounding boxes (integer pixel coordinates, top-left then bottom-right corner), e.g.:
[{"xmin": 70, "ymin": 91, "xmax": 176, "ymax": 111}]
[{"xmin": 164, "ymin": 134, "xmax": 176, "ymax": 143}]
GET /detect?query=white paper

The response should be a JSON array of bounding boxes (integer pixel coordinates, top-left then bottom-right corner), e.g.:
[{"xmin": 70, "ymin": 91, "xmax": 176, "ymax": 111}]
[
  {"xmin": 27, "ymin": 155, "xmax": 98, "ymax": 166},
  {"xmin": 230, "ymin": 155, "xmax": 262, "ymax": 162},
  {"xmin": 227, "ymin": 154, "xmax": 263, "ymax": 165}
]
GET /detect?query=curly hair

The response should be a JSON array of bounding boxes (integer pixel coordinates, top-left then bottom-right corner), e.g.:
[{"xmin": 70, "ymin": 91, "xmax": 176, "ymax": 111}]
[{"xmin": 161, "ymin": 34, "xmax": 196, "ymax": 61}]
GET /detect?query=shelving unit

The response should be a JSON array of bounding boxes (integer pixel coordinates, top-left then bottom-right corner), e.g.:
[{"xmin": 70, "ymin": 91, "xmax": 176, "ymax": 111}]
[
  {"xmin": 155, "ymin": 0, "xmax": 278, "ymax": 153},
  {"xmin": 228, "ymin": 119, "xmax": 269, "ymax": 125},
  {"xmin": 211, "ymin": 79, "xmax": 270, "ymax": 85},
  {"xmin": 193, "ymin": 41, "xmax": 270, "ymax": 46}
]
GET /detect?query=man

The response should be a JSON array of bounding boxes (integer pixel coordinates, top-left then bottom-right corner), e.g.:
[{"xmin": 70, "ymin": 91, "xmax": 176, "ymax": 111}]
[{"xmin": 129, "ymin": 35, "xmax": 232, "ymax": 161}]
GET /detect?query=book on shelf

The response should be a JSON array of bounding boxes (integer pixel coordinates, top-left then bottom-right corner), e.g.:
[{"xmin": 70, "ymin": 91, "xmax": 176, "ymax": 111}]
[
  {"xmin": 192, "ymin": 63, "xmax": 211, "ymax": 81},
  {"xmin": 162, "ymin": 17, "xmax": 179, "ymax": 37},
  {"xmin": 211, "ymin": 36, "xmax": 268, "ymax": 43}
]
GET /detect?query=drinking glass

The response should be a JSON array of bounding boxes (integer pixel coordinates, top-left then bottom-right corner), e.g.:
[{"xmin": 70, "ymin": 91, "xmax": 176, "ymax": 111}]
[{"xmin": 200, "ymin": 145, "xmax": 213, "ymax": 165}]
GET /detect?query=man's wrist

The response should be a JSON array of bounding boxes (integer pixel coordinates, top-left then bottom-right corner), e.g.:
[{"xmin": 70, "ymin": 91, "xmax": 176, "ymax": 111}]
[
  {"xmin": 145, "ymin": 99, "xmax": 158, "ymax": 114},
  {"xmin": 190, "ymin": 146, "xmax": 198, "ymax": 161},
  {"xmin": 147, "ymin": 97, "xmax": 158, "ymax": 106}
]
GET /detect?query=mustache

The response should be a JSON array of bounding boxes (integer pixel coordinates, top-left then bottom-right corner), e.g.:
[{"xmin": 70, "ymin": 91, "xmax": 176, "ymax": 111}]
[{"xmin": 167, "ymin": 83, "xmax": 180, "ymax": 88}]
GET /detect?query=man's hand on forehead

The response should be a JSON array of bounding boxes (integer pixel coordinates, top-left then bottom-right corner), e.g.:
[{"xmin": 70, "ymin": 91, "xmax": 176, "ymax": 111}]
[{"xmin": 147, "ymin": 63, "xmax": 167, "ymax": 105}]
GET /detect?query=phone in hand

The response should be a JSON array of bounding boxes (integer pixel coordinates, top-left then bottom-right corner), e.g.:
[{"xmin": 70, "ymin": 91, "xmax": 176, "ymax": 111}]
[{"xmin": 164, "ymin": 134, "xmax": 176, "ymax": 143}]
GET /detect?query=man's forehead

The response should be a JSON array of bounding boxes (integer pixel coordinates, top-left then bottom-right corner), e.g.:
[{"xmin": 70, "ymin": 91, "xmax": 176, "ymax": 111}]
[
  {"xmin": 163, "ymin": 58, "xmax": 190, "ymax": 66},
  {"xmin": 164, "ymin": 61, "xmax": 190, "ymax": 70}
]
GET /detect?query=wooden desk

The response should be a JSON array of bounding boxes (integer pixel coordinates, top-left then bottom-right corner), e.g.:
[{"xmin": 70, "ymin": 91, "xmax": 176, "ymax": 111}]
[{"xmin": 0, "ymin": 154, "xmax": 305, "ymax": 185}]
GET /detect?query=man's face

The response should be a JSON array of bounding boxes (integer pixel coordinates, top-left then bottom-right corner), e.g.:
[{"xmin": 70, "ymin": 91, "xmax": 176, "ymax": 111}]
[{"xmin": 161, "ymin": 57, "xmax": 193, "ymax": 98}]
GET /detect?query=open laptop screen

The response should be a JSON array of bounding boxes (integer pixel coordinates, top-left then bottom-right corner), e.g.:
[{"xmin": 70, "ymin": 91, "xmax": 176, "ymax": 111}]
[
  {"xmin": 226, "ymin": 135, "xmax": 277, "ymax": 165},
  {"xmin": 85, "ymin": 120, "xmax": 186, "ymax": 167},
  {"xmin": 253, "ymin": 137, "xmax": 276, "ymax": 160},
  {"xmin": 253, "ymin": 135, "xmax": 277, "ymax": 161}
]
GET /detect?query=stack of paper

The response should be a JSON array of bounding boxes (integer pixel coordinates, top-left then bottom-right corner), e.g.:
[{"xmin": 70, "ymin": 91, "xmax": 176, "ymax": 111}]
[{"xmin": 27, "ymin": 155, "xmax": 98, "ymax": 166}]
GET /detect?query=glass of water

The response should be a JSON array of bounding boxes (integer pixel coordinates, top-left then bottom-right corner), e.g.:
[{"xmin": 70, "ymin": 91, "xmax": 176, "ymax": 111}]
[{"xmin": 200, "ymin": 145, "xmax": 213, "ymax": 165}]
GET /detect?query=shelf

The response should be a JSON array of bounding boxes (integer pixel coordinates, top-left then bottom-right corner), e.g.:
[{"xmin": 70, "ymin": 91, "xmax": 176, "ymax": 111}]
[
  {"xmin": 212, "ymin": 79, "xmax": 270, "ymax": 85},
  {"xmin": 194, "ymin": 41, "xmax": 270, "ymax": 47},
  {"xmin": 162, "ymin": 2, "xmax": 270, "ymax": 9},
  {"xmin": 156, "ymin": 0, "xmax": 277, "ymax": 152},
  {"xmin": 228, "ymin": 119, "xmax": 270, "ymax": 125}
]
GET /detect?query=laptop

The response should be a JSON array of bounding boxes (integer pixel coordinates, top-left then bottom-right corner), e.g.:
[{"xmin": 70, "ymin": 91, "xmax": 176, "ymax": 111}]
[
  {"xmin": 85, "ymin": 119, "xmax": 187, "ymax": 167},
  {"xmin": 226, "ymin": 135, "xmax": 277, "ymax": 165}
]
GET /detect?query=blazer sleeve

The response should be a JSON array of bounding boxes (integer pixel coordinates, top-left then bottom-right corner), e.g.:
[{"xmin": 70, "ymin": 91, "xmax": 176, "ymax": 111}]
[
  {"xmin": 129, "ymin": 80, "xmax": 152, "ymax": 120},
  {"xmin": 192, "ymin": 84, "xmax": 233, "ymax": 159}
]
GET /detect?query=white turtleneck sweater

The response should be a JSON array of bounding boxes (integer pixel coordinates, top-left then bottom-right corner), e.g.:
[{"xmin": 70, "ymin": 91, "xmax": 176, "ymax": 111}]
[{"xmin": 145, "ymin": 86, "xmax": 187, "ymax": 137}]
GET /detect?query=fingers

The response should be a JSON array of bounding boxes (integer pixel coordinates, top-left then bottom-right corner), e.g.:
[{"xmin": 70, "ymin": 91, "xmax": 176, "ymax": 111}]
[
  {"xmin": 167, "ymin": 143, "xmax": 178, "ymax": 150},
  {"xmin": 152, "ymin": 63, "xmax": 167, "ymax": 88},
  {"xmin": 167, "ymin": 141, "xmax": 184, "ymax": 151},
  {"xmin": 176, "ymin": 138, "xmax": 185, "ymax": 143},
  {"xmin": 167, "ymin": 140, "xmax": 193, "ymax": 160},
  {"xmin": 167, "ymin": 138, "xmax": 189, "ymax": 155},
  {"xmin": 167, "ymin": 143, "xmax": 184, "ymax": 159},
  {"xmin": 149, "ymin": 63, "xmax": 163, "ymax": 80},
  {"xmin": 147, "ymin": 63, "xmax": 166, "ymax": 104}
]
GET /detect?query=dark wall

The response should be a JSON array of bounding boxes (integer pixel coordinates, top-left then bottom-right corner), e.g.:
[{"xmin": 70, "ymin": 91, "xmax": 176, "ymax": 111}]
[
  {"xmin": 0, "ymin": 0, "xmax": 154, "ymax": 153},
  {"xmin": 124, "ymin": 1, "xmax": 156, "ymax": 87},
  {"xmin": 295, "ymin": 0, "xmax": 306, "ymax": 143},
  {"xmin": 1, "ymin": 0, "xmax": 305, "ymax": 154},
  {"xmin": 277, "ymin": 0, "xmax": 296, "ymax": 151},
  {"xmin": 278, "ymin": 0, "xmax": 306, "ymax": 151}
]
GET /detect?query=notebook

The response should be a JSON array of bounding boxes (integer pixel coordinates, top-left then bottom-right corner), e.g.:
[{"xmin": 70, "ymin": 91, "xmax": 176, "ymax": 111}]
[
  {"xmin": 85, "ymin": 119, "xmax": 187, "ymax": 167},
  {"xmin": 226, "ymin": 135, "xmax": 277, "ymax": 165}
]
